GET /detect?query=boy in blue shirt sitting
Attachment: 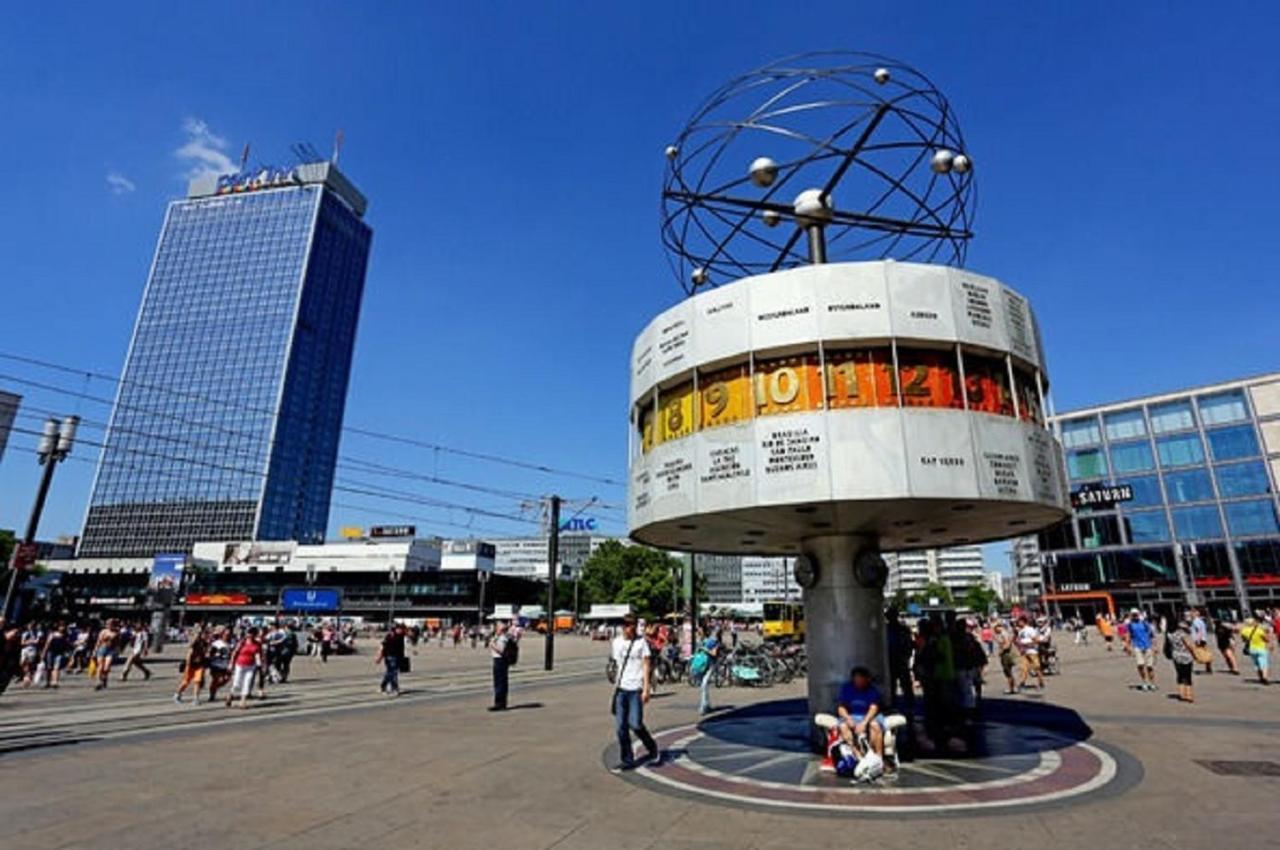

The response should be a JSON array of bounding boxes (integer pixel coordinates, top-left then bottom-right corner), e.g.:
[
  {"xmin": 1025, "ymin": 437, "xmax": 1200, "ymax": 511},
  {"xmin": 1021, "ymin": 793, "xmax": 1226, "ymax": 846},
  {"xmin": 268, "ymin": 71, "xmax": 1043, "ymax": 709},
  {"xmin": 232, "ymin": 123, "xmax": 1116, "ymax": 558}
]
[{"xmin": 837, "ymin": 666, "xmax": 886, "ymax": 762}]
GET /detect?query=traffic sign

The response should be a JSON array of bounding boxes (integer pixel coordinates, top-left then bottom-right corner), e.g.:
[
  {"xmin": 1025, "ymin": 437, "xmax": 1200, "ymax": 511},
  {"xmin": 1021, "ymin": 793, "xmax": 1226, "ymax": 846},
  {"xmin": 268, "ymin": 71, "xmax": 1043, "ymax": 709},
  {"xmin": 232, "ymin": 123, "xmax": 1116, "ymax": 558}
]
[{"xmin": 11, "ymin": 543, "xmax": 38, "ymax": 572}]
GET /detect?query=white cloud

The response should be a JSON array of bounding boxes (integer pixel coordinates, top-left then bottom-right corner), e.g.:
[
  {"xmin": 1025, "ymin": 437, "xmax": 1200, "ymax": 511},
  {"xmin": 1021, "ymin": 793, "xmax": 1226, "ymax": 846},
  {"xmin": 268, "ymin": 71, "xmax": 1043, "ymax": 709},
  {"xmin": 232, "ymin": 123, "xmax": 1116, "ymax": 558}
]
[
  {"xmin": 175, "ymin": 117, "xmax": 237, "ymax": 180},
  {"xmin": 106, "ymin": 171, "xmax": 136, "ymax": 194}
]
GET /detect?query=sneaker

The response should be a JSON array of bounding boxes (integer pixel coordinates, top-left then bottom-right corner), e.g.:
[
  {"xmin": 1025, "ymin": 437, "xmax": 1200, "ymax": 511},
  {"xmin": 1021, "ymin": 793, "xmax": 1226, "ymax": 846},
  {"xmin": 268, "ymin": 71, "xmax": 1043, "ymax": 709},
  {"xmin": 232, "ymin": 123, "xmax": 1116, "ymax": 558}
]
[
  {"xmin": 610, "ymin": 761, "xmax": 637, "ymax": 773},
  {"xmin": 819, "ymin": 757, "xmax": 836, "ymax": 773},
  {"xmin": 173, "ymin": 694, "xmax": 183, "ymax": 704},
  {"xmin": 643, "ymin": 749, "xmax": 662, "ymax": 766}
]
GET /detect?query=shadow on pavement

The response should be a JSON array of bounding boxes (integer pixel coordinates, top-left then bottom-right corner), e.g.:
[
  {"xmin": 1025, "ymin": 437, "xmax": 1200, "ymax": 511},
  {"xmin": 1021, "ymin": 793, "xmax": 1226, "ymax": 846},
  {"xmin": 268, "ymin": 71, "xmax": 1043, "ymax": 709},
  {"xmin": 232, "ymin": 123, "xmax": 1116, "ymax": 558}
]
[{"xmin": 698, "ymin": 696, "xmax": 1093, "ymax": 761}]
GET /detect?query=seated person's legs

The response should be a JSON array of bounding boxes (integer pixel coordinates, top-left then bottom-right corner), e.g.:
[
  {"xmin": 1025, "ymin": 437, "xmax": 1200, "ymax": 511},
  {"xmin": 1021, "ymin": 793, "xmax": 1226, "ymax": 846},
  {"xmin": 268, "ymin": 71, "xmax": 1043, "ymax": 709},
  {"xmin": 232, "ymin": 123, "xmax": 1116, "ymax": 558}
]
[{"xmin": 867, "ymin": 718, "xmax": 885, "ymax": 756}]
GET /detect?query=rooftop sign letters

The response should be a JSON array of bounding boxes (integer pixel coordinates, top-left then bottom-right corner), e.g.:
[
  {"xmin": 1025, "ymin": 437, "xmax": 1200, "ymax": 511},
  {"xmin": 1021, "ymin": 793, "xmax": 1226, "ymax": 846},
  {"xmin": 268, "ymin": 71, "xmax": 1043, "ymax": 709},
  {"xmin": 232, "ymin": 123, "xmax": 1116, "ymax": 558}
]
[
  {"xmin": 215, "ymin": 166, "xmax": 298, "ymax": 196},
  {"xmin": 370, "ymin": 525, "xmax": 416, "ymax": 538}
]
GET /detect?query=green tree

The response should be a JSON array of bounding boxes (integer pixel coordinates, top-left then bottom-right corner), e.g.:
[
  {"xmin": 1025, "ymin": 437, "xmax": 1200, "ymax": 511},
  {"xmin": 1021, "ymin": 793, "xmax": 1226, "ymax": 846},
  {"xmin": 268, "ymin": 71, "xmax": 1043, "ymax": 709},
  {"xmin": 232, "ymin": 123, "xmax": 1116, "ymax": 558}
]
[
  {"xmin": 962, "ymin": 584, "xmax": 1001, "ymax": 614},
  {"xmin": 888, "ymin": 588, "xmax": 910, "ymax": 612},
  {"xmin": 912, "ymin": 581, "xmax": 954, "ymax": 607},
  {"xmin": 0, "ymin": 529, "xmax": 15, "ymax": 565},
  {"xmin": 579, "ymin": 541, "xmax": 686, "ymax": 619}
]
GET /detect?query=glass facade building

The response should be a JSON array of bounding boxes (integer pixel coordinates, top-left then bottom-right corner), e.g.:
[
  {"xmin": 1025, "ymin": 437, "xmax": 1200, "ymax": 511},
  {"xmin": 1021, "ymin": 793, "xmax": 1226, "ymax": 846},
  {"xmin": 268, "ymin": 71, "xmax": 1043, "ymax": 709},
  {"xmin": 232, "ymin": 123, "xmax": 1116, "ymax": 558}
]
[
  {"xmin": 80, "ymin": 162, "xmax": 372, "ymax": 558},
  {"xmin": 1039, "ymin": 374, "xmax": 1280, "ymax": 618}
]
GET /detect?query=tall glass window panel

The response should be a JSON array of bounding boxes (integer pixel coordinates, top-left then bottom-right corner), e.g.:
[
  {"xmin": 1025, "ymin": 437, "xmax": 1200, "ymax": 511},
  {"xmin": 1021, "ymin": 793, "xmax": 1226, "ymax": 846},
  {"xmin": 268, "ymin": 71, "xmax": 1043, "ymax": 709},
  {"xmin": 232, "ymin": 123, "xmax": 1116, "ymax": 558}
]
[
  {"xmin": 1103, "ymin": 408, "xmax": 1147, "ymax": 441},
  {"xmin": 1214, "ymin": 461, "xmax": 1272, "ymax": 498},
  {"xmin": 1066, "ymin": 447, "xmax": 1108, "ymax": 480},
  {"xmin": 1060, "ymin": 417, "xmax": 1101, "ymax": 449},
  {"xmin": 1115, "ymin": 475, "xmax": 1163, "ymax": 507},
  {"xmin": 1156, "ymin": 433, "xmax": 1205, "ymax": 468},
  {"xmin": 1124, "ymin": 510, "xmax": 1171, "ymax": 543},
  {"xmin": 1197, "ymin": 390, "xmax": 1248, "ymax": 426},
  {"xmin": 1206, "ymin": 425, "xmax": 1260, "ymax": 461},
  {"xmin": 1079, "ymin": 514, "xmax": 1122, "ymax": 549},
  {"xmin": 1188, "ymin": 543, "xmax": 1232, "ymax": 579},
  {"xmin": 1224, "ymin": 500, "xmax": 1280, "ymax": 537},
  {"xmin": 1234, "ymin": 540, "xmax": 1280, "ymax": 578},
  {"xmin": 1109, "ymin": 440, "xmax": 1155, "ymax": 474},
  {"xmin": 1171, "ymin": 505, "xmax": 1223, "ymax": 540},
  {"xmin": 1149, "ymin": 399, "xmax": 1196, "ymax": 434},
  {"xmin": 1163, "ymin": 467, "xmax": 1215, "ymax": 503}
]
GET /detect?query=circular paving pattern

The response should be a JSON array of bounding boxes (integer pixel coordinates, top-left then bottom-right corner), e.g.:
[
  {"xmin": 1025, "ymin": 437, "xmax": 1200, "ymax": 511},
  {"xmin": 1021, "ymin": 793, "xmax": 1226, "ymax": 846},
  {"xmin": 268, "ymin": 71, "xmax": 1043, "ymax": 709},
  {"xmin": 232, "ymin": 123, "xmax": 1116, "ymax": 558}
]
[{"xmin": 610, "ymin": 698, "xmax": 1140, "ymax": 816}]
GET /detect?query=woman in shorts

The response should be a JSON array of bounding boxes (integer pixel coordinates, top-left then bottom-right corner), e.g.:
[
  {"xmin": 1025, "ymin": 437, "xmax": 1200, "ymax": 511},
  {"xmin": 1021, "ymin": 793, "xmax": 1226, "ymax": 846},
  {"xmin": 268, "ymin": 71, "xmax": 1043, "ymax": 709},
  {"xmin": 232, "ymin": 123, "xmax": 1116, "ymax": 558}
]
[
  {"xmin": 1241, "ymin": 617, "xmax": 1272, "ymax": 685},
  {"xmin": 174, "ymin": 628, "xmax": 210, "ymax": 705},
  {"xmin": 1168, "ymin": 616, "xmax": 1196, "ymax": 703},
  {"xmin": 93, "ymin": 620, "xmax": 120, "ymax": 691},
  {"xmin": 994, "ymin": 622, "xmax": 1018, "ymax": 695}
]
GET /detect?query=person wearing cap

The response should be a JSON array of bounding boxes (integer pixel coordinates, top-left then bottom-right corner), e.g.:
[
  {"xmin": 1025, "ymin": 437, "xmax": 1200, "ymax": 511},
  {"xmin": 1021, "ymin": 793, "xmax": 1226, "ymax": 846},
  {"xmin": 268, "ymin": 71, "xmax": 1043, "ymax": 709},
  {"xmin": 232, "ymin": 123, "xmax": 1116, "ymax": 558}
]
[
  {"xmin": 1168, "ymin": 614, "xmax": 1197, "ymax": 703},
  {"xmin": 1127, "ymin": 609, "xmax": 1157, "ymax": 692},
  {"xmin": 610, "ymin": 615, "xmax": 659, "ymax": 770}
]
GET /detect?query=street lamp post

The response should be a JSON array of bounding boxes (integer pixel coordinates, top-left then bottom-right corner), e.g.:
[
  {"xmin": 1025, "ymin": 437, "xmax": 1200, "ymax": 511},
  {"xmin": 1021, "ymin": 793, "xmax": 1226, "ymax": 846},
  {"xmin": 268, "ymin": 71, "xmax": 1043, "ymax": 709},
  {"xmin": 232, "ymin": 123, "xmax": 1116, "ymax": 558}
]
[
  {"xmin": 388, "ymin": 567, "xmax": 401, "ymax": 625},
  {"xmin": 2, "ymin": 416, "xmax": 77, "ymax": 623}
]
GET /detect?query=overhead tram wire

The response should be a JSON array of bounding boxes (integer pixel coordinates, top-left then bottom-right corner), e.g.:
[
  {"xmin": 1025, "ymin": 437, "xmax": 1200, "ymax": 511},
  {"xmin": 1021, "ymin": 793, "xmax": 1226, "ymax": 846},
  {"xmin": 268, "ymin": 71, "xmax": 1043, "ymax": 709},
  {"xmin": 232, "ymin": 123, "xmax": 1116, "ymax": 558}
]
[
  {"xmin": 0, "ymin": 351, "xmax": 626, "ymax": 488},
  {"xmin": 3, "ymin": 423, "xmax": 543, "ymax": 530},
  {"xmin": 4, "ymin": 380, "xmax": 616, "ymax": 511},
  {"xmin": 9, "ymin": 405, "xmax": 628, "ymax": 527},
  {"xmin": 6, "ymin": 436, "xmax": 530, "ymax": 540}
]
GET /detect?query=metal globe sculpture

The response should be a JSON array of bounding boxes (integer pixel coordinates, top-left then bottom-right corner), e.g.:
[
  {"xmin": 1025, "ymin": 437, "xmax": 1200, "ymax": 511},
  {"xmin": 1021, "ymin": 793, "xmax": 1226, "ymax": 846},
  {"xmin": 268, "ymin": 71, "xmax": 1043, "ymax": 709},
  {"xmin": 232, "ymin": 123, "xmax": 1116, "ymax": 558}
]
[{"xmin": 661, "ymin": 51, "xmax": 976, "ymax": 294}]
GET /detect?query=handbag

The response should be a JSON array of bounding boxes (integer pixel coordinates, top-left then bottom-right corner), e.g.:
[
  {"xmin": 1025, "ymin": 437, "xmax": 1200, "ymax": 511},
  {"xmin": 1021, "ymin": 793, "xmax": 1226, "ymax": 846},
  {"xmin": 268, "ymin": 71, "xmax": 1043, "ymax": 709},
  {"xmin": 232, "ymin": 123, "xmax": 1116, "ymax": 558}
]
[
  {"xmin": 1192, "ymin": 644, "xmax": 1212, "ymax": 665},
  {"xmin": 397, "ymin": 655, "xmax": 410, "ymax": 673},
  {"xmin": 610, "ymin": 638, "xmax": 637, "ymax": 715}
]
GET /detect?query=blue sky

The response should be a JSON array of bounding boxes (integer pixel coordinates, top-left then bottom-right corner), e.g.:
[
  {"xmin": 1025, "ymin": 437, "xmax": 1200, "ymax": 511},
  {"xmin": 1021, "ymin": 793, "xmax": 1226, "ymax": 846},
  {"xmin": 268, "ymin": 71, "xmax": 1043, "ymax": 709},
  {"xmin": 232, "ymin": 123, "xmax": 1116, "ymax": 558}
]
[{"xmin": 1, "ymin": 4, "xmax": 1276, "ymax": 573}]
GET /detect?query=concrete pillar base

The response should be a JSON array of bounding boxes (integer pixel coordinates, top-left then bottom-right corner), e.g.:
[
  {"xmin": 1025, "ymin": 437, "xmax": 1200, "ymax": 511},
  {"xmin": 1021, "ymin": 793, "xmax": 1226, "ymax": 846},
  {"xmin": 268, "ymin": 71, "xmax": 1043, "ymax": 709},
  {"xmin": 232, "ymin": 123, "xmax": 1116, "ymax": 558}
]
[{"xmin": 801, "ymin": 535, "xmax": 886, "ymax": 750}]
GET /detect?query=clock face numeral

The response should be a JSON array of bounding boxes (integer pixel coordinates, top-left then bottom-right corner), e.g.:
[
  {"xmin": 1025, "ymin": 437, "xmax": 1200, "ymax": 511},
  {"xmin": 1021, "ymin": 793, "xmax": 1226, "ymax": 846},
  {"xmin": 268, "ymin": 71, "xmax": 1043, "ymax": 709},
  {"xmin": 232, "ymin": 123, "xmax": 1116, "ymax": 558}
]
[
  {"xmin": 634, "ymin": 347, "xmax": 1041, "ymax": 454},
  {"xmin": 754, "ymin": 355, "xmax": 823, "ymax": 416},
  {"xmin": 698, "ymin": 365, "xmax": 750, "ymax": 430}
]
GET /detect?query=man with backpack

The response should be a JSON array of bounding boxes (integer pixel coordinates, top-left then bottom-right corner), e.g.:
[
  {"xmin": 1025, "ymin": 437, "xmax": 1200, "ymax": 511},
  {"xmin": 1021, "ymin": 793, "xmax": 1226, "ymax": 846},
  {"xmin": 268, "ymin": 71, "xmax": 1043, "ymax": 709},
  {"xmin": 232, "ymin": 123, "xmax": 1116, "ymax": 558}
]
[
  {"xmin": 489, "ymin": 621, "xmax": 518, "ymax": 711},
  {"xmin": 691, "ymin": 630, "xmax": 719, "ymax": 715}
]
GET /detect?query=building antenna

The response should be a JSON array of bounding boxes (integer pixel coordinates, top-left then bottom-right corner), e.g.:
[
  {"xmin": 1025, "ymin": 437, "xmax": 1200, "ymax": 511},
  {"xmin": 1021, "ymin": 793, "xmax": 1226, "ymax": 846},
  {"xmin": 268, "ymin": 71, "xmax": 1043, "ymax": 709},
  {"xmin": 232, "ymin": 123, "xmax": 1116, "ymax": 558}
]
[
  {"xmin": 239, "ymin": 143, "xmax": 250, "ymax": 173},
  {"xmin": 332, "ymin": 128, "xmax": 344, "ymax": 166}
]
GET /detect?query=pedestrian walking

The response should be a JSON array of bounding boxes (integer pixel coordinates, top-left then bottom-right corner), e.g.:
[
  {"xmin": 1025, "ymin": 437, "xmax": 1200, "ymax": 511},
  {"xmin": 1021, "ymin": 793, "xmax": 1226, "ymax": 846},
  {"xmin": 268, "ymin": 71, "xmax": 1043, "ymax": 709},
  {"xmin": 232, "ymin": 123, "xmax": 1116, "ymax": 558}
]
[
  {"xmin": 489, "ymin": 622, "xmax": 513, "ymax": 711},
  {"xmin": 376, "ymin": 622, "xmax": 406, "ymax": 696},
  {"xmin": 995, "ymin": 621, "xmax": 1018, "ymax": 695},
  {"xmin": 1015, "ymin": 616, "xmax": 1045, "ymax": 691},
  {"xmin": 1214, "ymin": 618, "xmax": 1240, "ymax": 675},
  {"xmin": 120, "ymin": 623, "xmax": 152, "ymax": 681},
  {"xmin": 1167, "ymin": 616, "xmax": 1196, "ymax": 703},
  {"xmin": 174, "ymin": 628, "xmax": 209, "ymax": 705},
  {"xmin": 609, "ymin": 615, "xmax": 659, "ymax": 770},
  {"xmin": 694, "ymin": 630, "xmax": 719, "ymax": 715},
  {"xmin": 226, "ymin": 627, "xmax": 263, "ymax": 709},
  {"xmin": 1190, "ymin": 608, "xmax": 1212, "ymax": 674},
  {"xmin": 1127, "ymin": 610, "xmax": 1157, "ymax": 691},
  {"xmin": 1241, "ymin": 616, "xmax": 1271, "ymax": 685},
  {"xmin": 93, "ymin": 620, "xmax": 120, "ymax": 690},
  {"xmin": 41, "ymin": 623, "xmax": 69, "ymax": 689}
]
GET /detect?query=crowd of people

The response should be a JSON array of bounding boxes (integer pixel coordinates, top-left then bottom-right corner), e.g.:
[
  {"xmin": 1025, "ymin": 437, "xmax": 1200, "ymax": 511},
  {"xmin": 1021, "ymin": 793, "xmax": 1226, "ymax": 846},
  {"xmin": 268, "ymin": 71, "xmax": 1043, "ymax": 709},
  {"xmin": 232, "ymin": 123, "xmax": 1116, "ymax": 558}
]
[
  {"xmin": 1079, "ymin": 606, "xmax": 1276, "ymax": 702},
  {"xmin": 0, "ymin": 617, "xmax": 159, "ymax": 694}
]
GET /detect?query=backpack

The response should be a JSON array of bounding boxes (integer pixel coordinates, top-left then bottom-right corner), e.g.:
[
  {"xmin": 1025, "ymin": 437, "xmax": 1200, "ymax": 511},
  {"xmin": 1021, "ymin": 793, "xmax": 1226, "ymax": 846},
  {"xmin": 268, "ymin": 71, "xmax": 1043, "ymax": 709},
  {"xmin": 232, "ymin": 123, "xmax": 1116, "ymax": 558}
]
[
  {"xmin": 502, "ymin": 635, "xmax": 519, "ymax": 666},
  {"xmin": 690, "ymin": 650, "xmax": 710, "ymax": 676},
  {"xmin": 1162, "ymin": 633, "xmax": 1174, "ymax": 660}
]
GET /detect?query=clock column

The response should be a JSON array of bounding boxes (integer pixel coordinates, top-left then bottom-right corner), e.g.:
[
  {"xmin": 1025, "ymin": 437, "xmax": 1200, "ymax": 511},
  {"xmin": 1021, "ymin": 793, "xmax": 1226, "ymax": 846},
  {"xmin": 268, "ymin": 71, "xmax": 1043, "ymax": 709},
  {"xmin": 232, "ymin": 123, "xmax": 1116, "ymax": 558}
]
[{"xmin": 800, "ymin": 534, "xmax": 886, "ymax": 750}]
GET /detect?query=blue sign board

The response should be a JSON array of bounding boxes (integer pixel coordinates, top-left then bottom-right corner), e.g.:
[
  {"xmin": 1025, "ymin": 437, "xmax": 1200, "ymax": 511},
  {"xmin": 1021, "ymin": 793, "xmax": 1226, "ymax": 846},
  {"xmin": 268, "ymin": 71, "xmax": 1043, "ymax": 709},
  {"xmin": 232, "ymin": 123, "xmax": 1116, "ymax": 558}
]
[
  {"xmin": 560, "ymin": 517, "xmax": 597, "ymax": 532},
  {"xmin": 280, "ymin": 587, "xmax": 342, "ymax": 612},
  {"xmin": 150, "ymin": 554, "xmax": 185, "ymax": 591}
]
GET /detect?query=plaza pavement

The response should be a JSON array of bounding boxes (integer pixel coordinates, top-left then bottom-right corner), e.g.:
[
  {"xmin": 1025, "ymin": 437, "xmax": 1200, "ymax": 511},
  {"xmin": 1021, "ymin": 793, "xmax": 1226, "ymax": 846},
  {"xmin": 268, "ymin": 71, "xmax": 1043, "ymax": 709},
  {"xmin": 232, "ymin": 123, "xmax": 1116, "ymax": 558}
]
[{"xmin": 0, "ymin": 635, "xmax": 1276, "ymax": 849}]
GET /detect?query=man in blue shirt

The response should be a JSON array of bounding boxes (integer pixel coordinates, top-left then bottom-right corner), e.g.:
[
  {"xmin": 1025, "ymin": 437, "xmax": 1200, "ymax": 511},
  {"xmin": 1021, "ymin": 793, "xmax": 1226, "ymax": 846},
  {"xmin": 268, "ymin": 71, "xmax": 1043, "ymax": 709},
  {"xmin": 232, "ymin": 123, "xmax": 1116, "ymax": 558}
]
[
  {"xmin": 836, "ymin": 666, "xmax": 885, "ymax": 761},
  {"xmin": 1127, "ymin": 610, "xmax": 1157, "ymax": 692}
]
